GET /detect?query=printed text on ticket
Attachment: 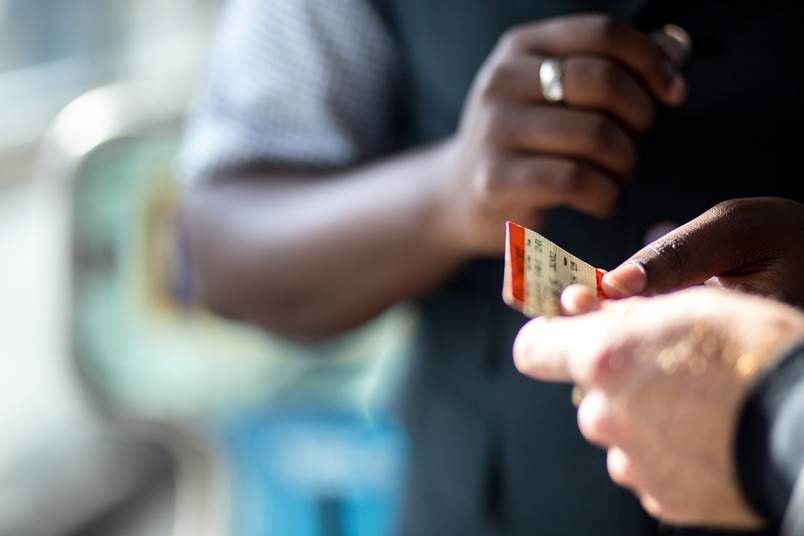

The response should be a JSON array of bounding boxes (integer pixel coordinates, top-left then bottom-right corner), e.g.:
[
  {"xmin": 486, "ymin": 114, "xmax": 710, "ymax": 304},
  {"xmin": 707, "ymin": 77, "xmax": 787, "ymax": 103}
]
[{"xmin": 503, "ymin": 221, "xmax": 608, "ymax": 317}]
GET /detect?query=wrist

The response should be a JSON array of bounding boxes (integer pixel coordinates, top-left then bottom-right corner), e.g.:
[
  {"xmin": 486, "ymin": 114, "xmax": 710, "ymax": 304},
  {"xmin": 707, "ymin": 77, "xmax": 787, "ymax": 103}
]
[
  {"xmin": 734, "ymin": 304, "xmax": 804, "ymax": 381},
  {"xmin": 423, "ymin": 136, "xmax": 475, "ymax": 260}
]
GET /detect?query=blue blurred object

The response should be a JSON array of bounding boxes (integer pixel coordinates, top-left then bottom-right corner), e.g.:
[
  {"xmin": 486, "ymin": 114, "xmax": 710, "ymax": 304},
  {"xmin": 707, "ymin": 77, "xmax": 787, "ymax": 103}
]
[{"xmin": 223, "ymin": 410, "xmax": 405, "ymax": 536}]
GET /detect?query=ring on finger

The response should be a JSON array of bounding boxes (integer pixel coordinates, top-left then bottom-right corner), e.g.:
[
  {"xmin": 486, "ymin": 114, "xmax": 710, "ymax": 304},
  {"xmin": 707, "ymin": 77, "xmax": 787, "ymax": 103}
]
[{"xmin": 539, "ymin": 57, "xmax": 566, "ymax": 104}]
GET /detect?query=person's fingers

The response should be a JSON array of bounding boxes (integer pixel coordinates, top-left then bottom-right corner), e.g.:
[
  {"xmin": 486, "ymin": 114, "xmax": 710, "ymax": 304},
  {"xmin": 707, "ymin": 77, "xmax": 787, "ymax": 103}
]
[
  {"xmin": 513, "ymin": 312, "xmax": 626, "ymax": 388},
  {"xmin": 501, "ymin": 15, "xmax": 687, "ymax": 105},
  {"xmin": 498, "ymin": 105, "xmax": 636, "ymax": 179},
  {"xmin": 607, "ymin": 446, "xmax": 642, "ymax": 492},
  {"xmin": 482, "ymin": 54, "xmax": 655, "ymax": 134},
  {"xmin": 703, "ymin": 276, "xmax": 727, "ymax": 289},
  {"xmin": 513, "ymin": 317, "xmax": 575, "ymax": 382},
  {"xmin": 650, "ymin": 24, "xmax": 692, "ymax": 68},
  {"xmin": 563, "ymin": 55, "xmax": 656, "ymax": 134},
  {"xmin": 561, "ymin": 284, "xmax": 602, "ymax": 315},
  {"xmin": 601, "ymin": 199, "xmax": 765, "ymax": 298},
  {"xmin": 481, "ymin": 155, "xmax": 619, "ymax": 218},
  {"xmin": 577, "ymin": 389, "xmax": 620, "ymax": 447},
  {"xmin": 601, "ymin": 262, "xmax": 648, "ymax": 299}
]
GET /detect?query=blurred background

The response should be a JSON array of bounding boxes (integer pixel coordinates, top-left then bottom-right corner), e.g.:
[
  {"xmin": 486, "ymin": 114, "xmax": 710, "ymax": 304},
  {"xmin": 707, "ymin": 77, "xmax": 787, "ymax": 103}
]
[{"xmin": 0, "ymin": 1, "xmax": 412, "ymax": 535}]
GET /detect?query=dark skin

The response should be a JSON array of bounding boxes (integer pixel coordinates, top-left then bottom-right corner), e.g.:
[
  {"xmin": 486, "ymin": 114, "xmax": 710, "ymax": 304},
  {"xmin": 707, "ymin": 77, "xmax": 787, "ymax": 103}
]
[
  {"xmin": 183, "ymin": 14, "xmax": 687, "ymax": 339},
  {"xmin": 600, "ymin": 197, "xmax": 804, "ymax": 308}
]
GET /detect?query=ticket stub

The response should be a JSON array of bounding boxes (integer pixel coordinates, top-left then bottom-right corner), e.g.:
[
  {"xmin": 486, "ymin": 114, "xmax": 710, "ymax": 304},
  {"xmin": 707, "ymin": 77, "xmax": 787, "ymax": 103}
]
[{"xmin": 503, "ymin": 221, "xmax": 608, "ymax": 317}]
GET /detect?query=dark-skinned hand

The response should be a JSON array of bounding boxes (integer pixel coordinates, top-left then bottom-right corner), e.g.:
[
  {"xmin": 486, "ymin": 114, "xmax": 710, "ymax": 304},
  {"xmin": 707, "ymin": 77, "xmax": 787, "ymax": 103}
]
[
  {"xmin": 600, "ymin": 197, "xmax": 804, "ymax": 308},
  {"xmin": 438, "ymin": 15, "xmax": 690, "ymax": 255}
]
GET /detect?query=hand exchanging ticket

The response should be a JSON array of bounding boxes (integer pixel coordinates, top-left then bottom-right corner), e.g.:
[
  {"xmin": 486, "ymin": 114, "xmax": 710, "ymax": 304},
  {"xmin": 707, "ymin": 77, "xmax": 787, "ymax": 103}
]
[{"xmin": 503, "ymin": 221, "xmax": 608, "ymax": 317}]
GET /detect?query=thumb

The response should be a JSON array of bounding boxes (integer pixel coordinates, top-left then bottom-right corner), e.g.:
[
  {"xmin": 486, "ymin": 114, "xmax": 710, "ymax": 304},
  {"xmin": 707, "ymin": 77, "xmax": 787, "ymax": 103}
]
[
  {"xmin": 602, "ymin": 201, "xmax": 756, "ymax": 298},
  {"xmin": 514, "ymin": 317, "xmax": 577, "ymax": 382}
]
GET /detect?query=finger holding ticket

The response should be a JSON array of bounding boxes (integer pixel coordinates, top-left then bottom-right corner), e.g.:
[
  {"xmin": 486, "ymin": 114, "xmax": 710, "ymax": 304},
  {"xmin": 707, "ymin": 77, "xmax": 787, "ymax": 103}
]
[
  {"xmin": 560, "ymin": 283, "xmax": 602, "ymax": 315},
  {"xmin": 600, "ymin": 197, "xmax": 804, "ymax": 307},
  {"xmin": 503, "ymin": 221, "xmax": 608, "ymax": 317}
]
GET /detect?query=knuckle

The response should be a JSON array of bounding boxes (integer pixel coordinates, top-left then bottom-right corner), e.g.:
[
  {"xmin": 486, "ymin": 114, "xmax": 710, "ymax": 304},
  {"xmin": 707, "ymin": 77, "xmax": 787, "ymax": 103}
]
[
  {"xmin": 588, "ymin": 16, "xmax": 621, "ymax": 43},
  {"xmin": 586, "ymin": 115, "xmax": 636, "ymax": 175},
  {"xmin": 481, "ymin": 110, "xmax": 510, "ymax": 147},
  {"xmin": 479, "ymin": 61, "xmax": 515, "ymax": 100},
  {"xmin": 473, "ymin": 64, "xmax": 497, "ymax": 101},
  {"xmin": 641, "ymin": 495, "xmax": 682, "ymax": 524},
  {"xmin": 639, "ymin": 495, "xmax": 662, "ymax": 518},
  {"xmin": 578, "ymin": 399, "xmax": 617, "ymax": 445},
  {"xmin": 711, "ymin": 198, "xmax": 768, "ymax": 248},
  {"xmin": 650, "ymin": 60, "xmax": 672, "ymax": 89},
  {"xmin": 509, "ymin": 158, "xmax": 542, "ymax": 188},
  {"xmin": 708, "ymin": 199, "xmax": 746, "ymax": 234},
  {"xmin": 598, "ymin": 179, "xmax": 621, "ymax": 211},
  {"xmin": 651, "ymin": 235, "xmax": 692, "ymax": 272},
  {"xmin": 472, "ymin": 157, "xmax": 496, "ymax": 194},
  {"xmin": 557, "ymin": 161, "xmax": 587, "ymax": 194},
  {"xmin": 587, "ymin": 348, "xmax": 616, "ymax": 385},
  {"xmin": 498, "ymin": 25, "xmax": 527, "ymax": 53},
  {"xmin": 473, "ymin": 155, "xmax": 507, "ymax": 204},
  {"xmin": 595, "ymin": 60, "xmax": 623, "ymax": 97},
  {"xmin": 641, "ymin": 49, "xmax": 674, "ymax": 92},
  {"xmin": 640, "ymin": 101, "xmax": 657, "ymax": 132},
  {"xmin": 587, "ymin": 115, "xmax": 618, "ymax": 152},
  {"xmin": 587, "ymin": 60, "xmax": 655, "ymax": 134},
  {"xmin": 714, "ymin": 197, "xmax": 750, "ymax": 219},
  {"xmin": 606, "ymin": 449, "xmax": 634, "ymax": 486}
]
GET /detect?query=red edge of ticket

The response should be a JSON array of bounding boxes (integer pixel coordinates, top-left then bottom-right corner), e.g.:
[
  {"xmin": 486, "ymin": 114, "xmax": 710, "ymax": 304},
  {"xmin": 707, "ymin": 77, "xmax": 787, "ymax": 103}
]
[{"xmin": 503, "ymin": 221, "xmax": 609, "ymax": 318}]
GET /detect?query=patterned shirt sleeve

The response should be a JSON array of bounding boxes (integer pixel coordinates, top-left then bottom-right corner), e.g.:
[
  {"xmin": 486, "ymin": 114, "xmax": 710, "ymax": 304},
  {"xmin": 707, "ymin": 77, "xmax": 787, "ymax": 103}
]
[{"xmin": 180, "ymin": 0, "xmax": 399, "ymax": 182}]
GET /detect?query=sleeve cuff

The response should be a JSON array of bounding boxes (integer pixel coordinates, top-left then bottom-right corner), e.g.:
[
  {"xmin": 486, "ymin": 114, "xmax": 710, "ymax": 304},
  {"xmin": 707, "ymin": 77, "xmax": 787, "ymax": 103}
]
[{"xmin": 735, "ymin": 340, "xmax": 804, "ymax": 527}]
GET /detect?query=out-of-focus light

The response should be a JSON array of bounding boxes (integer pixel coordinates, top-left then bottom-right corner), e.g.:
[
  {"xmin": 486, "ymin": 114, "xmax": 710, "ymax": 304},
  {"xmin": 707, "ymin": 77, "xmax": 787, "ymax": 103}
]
[{"xmin": 48, "ymin": 87, "xmax": 122, "ymax": 159}]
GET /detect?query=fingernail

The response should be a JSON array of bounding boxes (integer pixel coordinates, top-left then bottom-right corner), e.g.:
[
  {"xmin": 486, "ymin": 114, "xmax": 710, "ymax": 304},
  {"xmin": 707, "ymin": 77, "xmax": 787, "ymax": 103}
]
[
  {"xmin": 602, "ymin": 262, "xmax": 646, "ymax": 298},
  {"xmin": 665, "ymin": 74, "xmax": 687, "ymax": 105},
  {"xmin": 662, "ymin": 24, "xmax": 692, "ymax": 65},
  {"xmin": 656, "ymin": 25, "xmax": 692, "ymax": 68}
]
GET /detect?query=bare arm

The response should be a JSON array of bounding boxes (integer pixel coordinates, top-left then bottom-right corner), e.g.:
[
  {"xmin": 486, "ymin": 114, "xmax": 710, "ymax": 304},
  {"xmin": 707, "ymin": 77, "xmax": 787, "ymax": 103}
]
[
  {"xmin": 183, "ymin": 15, "xmax": 684, "ymax": 340},
  {"xmin": 183, "ymin": 141, "xmax": 464, "ymax": 340}
]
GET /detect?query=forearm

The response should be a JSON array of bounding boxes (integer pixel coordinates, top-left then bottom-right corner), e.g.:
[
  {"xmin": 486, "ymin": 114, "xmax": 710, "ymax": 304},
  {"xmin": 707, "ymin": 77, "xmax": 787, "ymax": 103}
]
[{"xmin": 182, "ymin": 140, "xmax": 465, "ymax": 339}]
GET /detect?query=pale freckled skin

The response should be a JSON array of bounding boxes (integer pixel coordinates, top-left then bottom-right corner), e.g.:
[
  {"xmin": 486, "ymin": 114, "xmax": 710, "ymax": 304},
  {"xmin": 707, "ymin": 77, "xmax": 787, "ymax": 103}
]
[{"xmin": 514, "ymin": 287, "xmax": 804, "ymax": 529}]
